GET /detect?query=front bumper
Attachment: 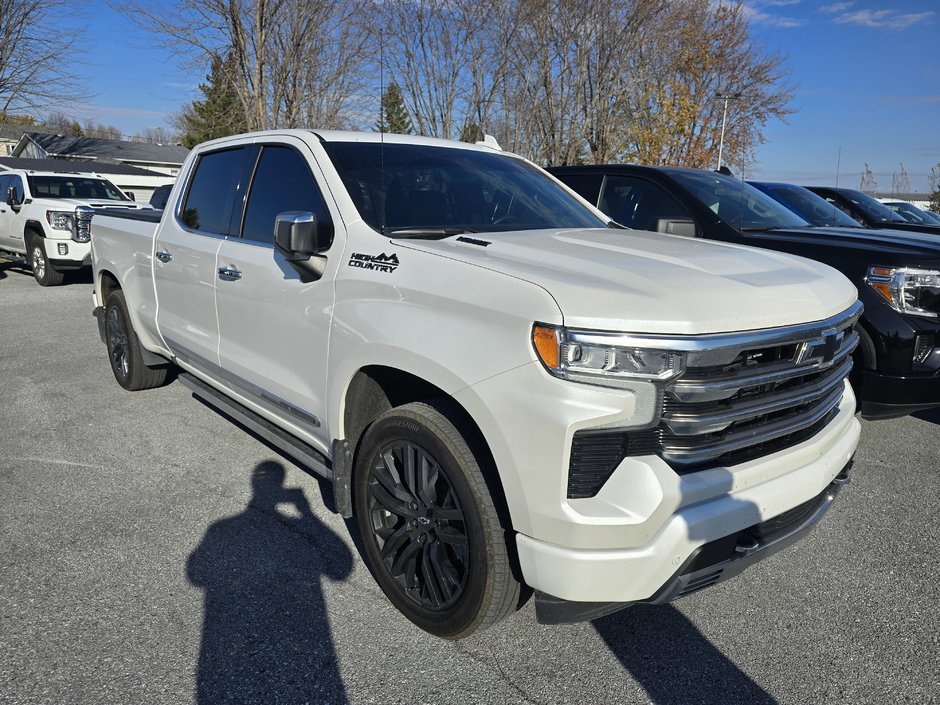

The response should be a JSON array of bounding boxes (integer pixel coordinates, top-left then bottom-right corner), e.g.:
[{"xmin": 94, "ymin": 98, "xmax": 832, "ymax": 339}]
[
  {"xmin": 456, "ymin": 360, "xmax": 860, "ymax": 605},
  {"xmin": 535, "ymin": 462, "xmax": 852, "ymax": 623},
  {"xmin": 47, "ymin": 239, "xmax": 91, "ymax": 270},
  {"xmin": 857, "ymin": 368, "xmax": 940, "ymax": 418}
]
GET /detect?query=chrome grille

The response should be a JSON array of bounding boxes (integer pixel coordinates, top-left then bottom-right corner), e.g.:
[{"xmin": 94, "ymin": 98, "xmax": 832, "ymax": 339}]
[{"xmin": 658, "ymin": 302, "xmax": 862, "ymax": 469}]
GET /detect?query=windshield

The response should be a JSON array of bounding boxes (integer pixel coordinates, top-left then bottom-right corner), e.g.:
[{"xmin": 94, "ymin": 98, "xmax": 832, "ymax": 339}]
[
  {"xmin": 27, "ymin": 175, "xmax": 129, "ymax": 201},
  {"xmin": 840, "ymin": 189, "xmax": 907, "ymax": 224},
  {"xmin": 668, "ymin": 170, "xmax": 809, "ymax": 230},
  {"xmin": 321, "ymin": 142, "xmax": 607, "ymax": 235},
  {"xmin": 755, "ymin": 183, "xmax": 860, "ymax": 227},
  {"xmin": 885, "ymin": 201, "xmax": 940, "ymax": 225}
]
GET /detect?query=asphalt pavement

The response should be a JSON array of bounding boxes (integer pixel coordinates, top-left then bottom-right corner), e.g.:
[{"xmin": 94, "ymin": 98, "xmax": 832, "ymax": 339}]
[{"xmin": 1, "ymin": 260, "xmax": 938, "ymax": 705}]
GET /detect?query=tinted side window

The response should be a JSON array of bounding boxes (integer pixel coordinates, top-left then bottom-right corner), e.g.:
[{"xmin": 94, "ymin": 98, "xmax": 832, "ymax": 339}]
[
  {"xmin": 556, "ymin": 173, "xmax": 604, "ymax": 206},
  {"xmin": 241, "ymin": 145, "xmax": 332, "ymax": 246},
  {"xmin": 0, "ymin": 175, "xmax": 10, "ymax": 200},
  {"xmin": 599, "ymin": 176, "xmax": 694, "ymax": 234},
  {"xmin": 180, "ymin": 148, "xmax": 246, "ymax": 235}
]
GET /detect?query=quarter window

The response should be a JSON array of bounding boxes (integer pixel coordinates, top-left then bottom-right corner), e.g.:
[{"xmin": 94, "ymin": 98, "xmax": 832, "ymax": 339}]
[
  {"xmin": 241, "ymin": 145, "xmax": 331, "ymax": 246},
  {"xmin": 180, "ymin": 148, "xmax": 246, "ymax": 235}
]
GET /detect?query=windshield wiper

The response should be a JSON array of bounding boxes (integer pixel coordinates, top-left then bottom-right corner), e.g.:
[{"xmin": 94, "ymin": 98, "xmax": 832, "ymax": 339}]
[
  {"xmin": 386, "ymin": 227, "xmax": 476, "ymax": 240},
  {"xmin": 738, "ymin": 226, "xmax": 789, "ymax": 232}
]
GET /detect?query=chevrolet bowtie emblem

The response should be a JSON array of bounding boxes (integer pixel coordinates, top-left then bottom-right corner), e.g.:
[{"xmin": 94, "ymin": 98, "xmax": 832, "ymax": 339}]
[{"xmin": 794, "ymin": 328, "xmax": 843, "ymax": 367}]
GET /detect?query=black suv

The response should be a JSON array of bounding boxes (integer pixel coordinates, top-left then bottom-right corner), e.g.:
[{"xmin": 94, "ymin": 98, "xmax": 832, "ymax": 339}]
[{"xmin": 550, "ymin": 165, "xmax": 940, "ymax": 419}]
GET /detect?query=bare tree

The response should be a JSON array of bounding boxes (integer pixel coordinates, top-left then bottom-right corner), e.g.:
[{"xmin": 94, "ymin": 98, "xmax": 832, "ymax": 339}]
[
  {"xmin": 892, "ymin": 163, "xmax": 910, "ymax": 195},
  {"xmin": 860, "ymin": 163, "xmax": 877, "ymax": 193},
  {"xmin": 83, "ymin": 120, "xmax": 124, "ymax": 140},
  {"xmin": 118, "ymin": 0, "xmax": 370, "ymax": 131},
  {"xmin": 137, "ymin": 126, "xmax": 179, "ymax": 144},
  {"xmin": 0, "ymin": 1, "xmax": 85, "ymax": 117}
]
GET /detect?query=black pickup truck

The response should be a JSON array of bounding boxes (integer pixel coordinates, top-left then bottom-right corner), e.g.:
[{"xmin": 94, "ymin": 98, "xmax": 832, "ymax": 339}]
[
  {"xmin": 550, "ymin": 165, "xmax": 940, "ymax": 419},
  {"xmin": 806, "ymin": 186, "xmax": 940, "ymax": 236}
]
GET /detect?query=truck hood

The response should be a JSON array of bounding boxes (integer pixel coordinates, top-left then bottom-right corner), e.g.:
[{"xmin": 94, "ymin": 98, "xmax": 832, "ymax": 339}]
[
  {"xmin": 395, "ymin": 228, "xmax": 858, "ymax": 334},
  {"xmin": 761, "ymin": 225, "xmax": 940, "ymax": 258},
  {"xmin": 32, "ymin": 197, "xmax": 148, "ymax": 210}
]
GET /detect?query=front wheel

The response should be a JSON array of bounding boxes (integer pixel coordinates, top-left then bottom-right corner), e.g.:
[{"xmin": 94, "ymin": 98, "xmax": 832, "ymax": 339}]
[
  {"xmin": 104, "ymin": 289, "xmax": 169, "ymax": 391},
  {"xmin": 353, "ymin": 402, "xmax": 520, "ymax": 639},
  {"xmin": 30, "ymin": 237, "xmax": 65, "ymax": 286}
]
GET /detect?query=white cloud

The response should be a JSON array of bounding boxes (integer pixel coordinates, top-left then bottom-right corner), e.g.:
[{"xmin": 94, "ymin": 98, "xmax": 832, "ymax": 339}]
[
  {"xmin": 834, "ymin": 9, "xmax": 935, "ymax": 30},
  {"xmin": 737, "ymin": 2, "xmax": 805, "ymax": 28},
  {"xmin": 819, "ymin": 2, "xmax": 855, "ymax": 13}
]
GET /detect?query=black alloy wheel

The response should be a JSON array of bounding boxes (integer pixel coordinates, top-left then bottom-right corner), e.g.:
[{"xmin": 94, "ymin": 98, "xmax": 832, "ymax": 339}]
[
  {"xmin": 354, "ymin": 402, "xmax": 520, "ymax": 639},
  {"xmin": 365, "ymin": 439, "xmax": 470, "ymax": 610}
]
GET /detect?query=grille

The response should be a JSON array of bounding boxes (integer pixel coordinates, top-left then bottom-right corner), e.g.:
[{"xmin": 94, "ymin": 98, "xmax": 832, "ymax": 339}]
[
  {"xmin": 566, "ymin": 303, "xmax": 862, "ymax": 497},
  {"xmin": 658, "ymin": 303, "xmax": 861, "ymax": 471}
]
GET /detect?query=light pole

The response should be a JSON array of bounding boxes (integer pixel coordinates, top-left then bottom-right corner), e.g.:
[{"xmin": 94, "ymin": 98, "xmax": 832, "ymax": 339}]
[{"xmin": 716, "ymin": 92, "xmax": 742, "ymax": 171}]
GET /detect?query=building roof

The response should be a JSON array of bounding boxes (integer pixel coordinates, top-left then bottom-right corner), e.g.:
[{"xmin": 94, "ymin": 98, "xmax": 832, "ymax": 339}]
[
  {"xmin": 0, "ymin": 156, "xmax": 167, "ymax": 177},
  {"xmin": 0, "ymin": 123, "xmax": 28, "ymax": 141},
  {"xmin": 17, "ymin": 132, "xmax": 189, "ymax": 165}
]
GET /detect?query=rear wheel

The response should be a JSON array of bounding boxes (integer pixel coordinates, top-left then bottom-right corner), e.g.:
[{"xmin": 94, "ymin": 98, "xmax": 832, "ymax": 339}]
[
  {"xmin": 29, "ymin": 236, "xmax": 64, "ymax": 287},
  {"xmin": 353, "ymin": 402, "xmax": 520, "ymax": 639},
  {"xmin": 104, "ymin": 289, "xmax": 168, "ymax": 391}
]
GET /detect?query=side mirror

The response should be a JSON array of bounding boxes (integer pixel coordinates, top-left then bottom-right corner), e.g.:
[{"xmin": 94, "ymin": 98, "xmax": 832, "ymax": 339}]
[
  {"xmin": 657, "ymin": 218, "xmax": 697, "ymax": 237},
  {"xmin": 7, "ymin": 186, "xmax": 21, "ymax": 211},
  {"xmin": 274, "ymin": 211, "xmax": 319, "ymax": 261}
]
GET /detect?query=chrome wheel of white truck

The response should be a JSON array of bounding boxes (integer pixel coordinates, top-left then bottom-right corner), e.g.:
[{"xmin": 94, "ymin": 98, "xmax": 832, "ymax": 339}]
[{"xmin": 30, "ymin": 237, "xmax": 64, "ymax": 286}]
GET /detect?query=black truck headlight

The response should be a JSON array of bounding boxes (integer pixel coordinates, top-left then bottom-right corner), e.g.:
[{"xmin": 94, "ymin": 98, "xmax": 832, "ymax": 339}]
[{"xmin": 867, "ymin": 266, "xmax": 940, "ymax": 318}]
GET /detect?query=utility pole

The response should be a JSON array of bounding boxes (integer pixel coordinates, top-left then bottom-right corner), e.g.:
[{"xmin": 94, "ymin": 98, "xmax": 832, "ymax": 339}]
[{"xmin": 716, "ymin": 92, "xmax": 742, "ymax": 171}]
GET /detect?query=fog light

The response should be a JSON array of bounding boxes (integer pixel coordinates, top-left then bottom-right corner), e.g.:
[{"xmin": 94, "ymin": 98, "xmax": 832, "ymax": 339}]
[
  {"xmin": 57, "ymin": 243, "xmax": 68, "ymax": 255},
  {"xmin": 913, "ymin": 334, "xmax": 940, "ymax": 372}
]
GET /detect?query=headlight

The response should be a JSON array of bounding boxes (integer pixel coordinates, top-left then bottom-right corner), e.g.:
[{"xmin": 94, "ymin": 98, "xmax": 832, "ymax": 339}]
[
  {"xmin": 867, "ymin": 266, "xmax": 940, "ymax": 318},
  {"xmin": 46, "ymin": 210, "xmax": 75, "ymax": 232},
  {"xmin": 532, "ymin": 324, "xmax": 684, "ymax": 388}
]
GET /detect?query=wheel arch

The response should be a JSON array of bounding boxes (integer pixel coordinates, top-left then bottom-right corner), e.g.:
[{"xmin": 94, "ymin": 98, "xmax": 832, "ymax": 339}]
[{"xmin": 340, "ymin": 364, "xmax": 516, "ymax": 535}]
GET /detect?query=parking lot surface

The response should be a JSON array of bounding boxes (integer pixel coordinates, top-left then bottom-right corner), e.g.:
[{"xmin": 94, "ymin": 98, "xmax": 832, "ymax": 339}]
[{"xmin": 1, "ymin": 261, "xmax": 938, "ymax": 705}]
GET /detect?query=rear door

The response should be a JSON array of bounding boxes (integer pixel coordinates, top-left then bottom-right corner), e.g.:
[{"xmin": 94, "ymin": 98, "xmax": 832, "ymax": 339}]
[
  {"xmin": 214, "ymin": 137, "xmax": 340, "ymax": 451},
  {"xmin": 155, "ymin": 147, "xmax": 250, "ymax": 374}
]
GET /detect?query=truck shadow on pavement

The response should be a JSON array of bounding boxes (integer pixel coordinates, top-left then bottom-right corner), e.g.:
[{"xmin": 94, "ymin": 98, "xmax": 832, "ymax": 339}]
[
  {"xmin": 594, "ymin": 605, "xmax": 777, "ymax": 705},
  {"xmin": 186, "ymin": 460, "xmax": 352, "ymax": 704},
  {"xmin": 913, "ymin": 407, "xmax": 940, "ymax": 425}
]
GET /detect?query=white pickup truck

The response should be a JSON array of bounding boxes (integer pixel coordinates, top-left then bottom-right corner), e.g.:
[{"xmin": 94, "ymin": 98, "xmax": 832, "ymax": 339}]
[
  {"xmin": 0, "ymin": 169, "xmax": 150, "ymax": 285},
  {"xmin": 90, "ymin": 130, "xmax": 862, "ymax": 638}
]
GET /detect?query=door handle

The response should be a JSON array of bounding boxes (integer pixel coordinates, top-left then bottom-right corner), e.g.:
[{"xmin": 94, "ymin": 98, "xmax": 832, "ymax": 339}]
[
  {"xmin": 155, "ymin": 249, "xmax": 172, "ymax": 263},
  {"xmin": 218, "ymin": 266, "xmax": 242, "ymax": 281}
]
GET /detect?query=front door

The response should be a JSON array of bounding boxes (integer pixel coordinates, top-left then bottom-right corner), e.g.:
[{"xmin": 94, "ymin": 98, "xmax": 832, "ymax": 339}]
[{"xmin": 214, "ymin": 139, "xmax": 341, "ymax": 452}]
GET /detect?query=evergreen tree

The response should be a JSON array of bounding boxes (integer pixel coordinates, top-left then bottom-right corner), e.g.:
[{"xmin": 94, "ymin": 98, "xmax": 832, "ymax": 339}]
[
  {"xmin": 178, "ymin": 53, "xmax": 247, "ymax": 149},
  {"xmin": 376, "ymin": 81, "xmax": 413, "ymax": 135},
  {"xmin": 459, "ymin": 122, "xmax": 483, "ymax": 143}
]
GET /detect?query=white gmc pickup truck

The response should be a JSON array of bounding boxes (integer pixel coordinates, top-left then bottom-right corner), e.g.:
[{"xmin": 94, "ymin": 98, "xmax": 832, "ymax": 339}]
[
  {"xmin": 90, "ymin": 130, "xmax": 862, "ymax": 638},
  {"xmin": 0, "ymin": 169, "xmax": 150, "ymax": 285}
]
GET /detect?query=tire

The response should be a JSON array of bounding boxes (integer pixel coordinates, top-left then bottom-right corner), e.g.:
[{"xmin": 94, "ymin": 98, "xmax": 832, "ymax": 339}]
[
  {"xmin": 104, "ymin": 289, "xmax": 169, "ymax": 391},
  {"xmin": 29, "ymin": 236, "xmax": 65, "ymax": 287},
  {"xmin": 353, "ymin": 401, "xmax": 520, "ymax": 639}
]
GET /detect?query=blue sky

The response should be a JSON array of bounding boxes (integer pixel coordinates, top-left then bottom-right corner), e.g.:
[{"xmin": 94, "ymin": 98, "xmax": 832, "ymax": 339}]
[{"xmin": 68, "ymin": 0, "xmax": 939, "ymax": 192}]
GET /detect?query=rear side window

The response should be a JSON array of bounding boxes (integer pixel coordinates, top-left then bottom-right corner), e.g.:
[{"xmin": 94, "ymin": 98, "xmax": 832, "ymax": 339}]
[
  {"xmin": 240, "ymin": 145, "xmax": 332, "ymax": 246},
  {"xmin": 180, "ymin": 148, "xmax": 246, "ymax": 235},
  {"xmin": 0, "ymin": 175, "xmax": 10, "ymax": 199}
]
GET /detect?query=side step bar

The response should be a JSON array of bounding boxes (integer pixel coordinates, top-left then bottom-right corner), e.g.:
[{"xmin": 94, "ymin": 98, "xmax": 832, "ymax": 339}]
[{"xmin": 179, "ymin": 372, "xmax": 333, "ymax": 481}]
